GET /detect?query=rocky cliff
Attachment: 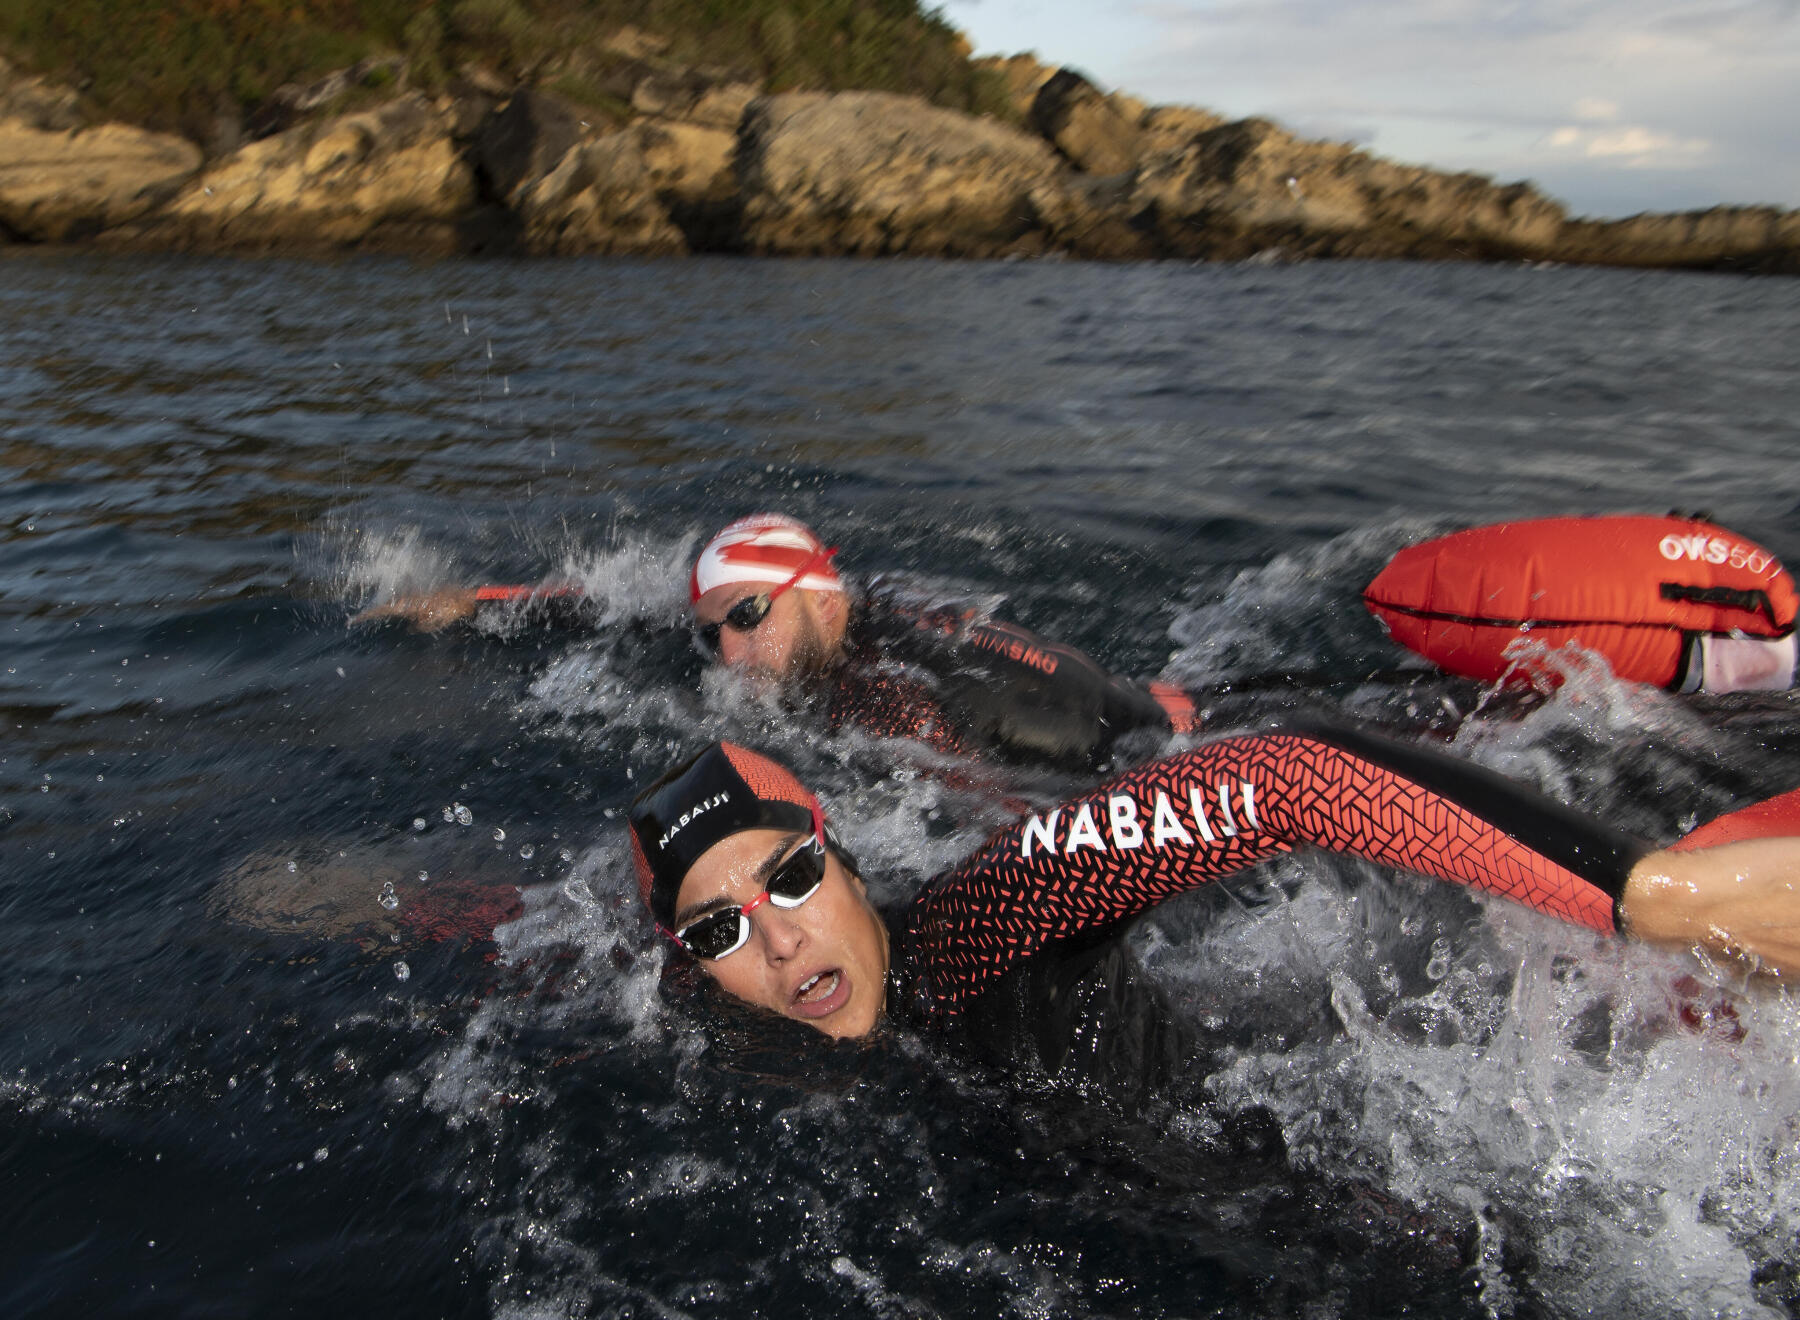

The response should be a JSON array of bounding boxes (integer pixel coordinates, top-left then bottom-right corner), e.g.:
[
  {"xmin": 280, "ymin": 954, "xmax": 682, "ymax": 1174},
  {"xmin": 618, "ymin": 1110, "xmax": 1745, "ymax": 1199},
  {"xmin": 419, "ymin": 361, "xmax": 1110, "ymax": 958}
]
[{"xmin": 1, "ymin": 46, "xmax": 1793, "ymax": 271}]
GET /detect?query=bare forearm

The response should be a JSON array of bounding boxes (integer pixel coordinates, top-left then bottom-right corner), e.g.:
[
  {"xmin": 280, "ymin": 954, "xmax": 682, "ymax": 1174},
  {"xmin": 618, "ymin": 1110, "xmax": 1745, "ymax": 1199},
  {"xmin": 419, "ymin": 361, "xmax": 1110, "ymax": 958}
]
[
  {"xmin": 349, "ymin": 586, "xmax": 481, "ymax": 632},
  {"xmin": 348, "ymin": 583, "xmax": 587, "ymax": 633},
  {"xmin": 1621, "ymin": 838, "xmax": 1800, "ymax": 978}
]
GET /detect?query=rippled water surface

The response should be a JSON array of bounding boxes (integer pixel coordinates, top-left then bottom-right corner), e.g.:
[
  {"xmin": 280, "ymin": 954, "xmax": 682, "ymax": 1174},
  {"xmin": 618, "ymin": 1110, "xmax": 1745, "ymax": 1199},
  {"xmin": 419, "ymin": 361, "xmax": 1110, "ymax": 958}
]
[{"xmin": 3, "ymin": 252, "xmax": 1800, "ymax": 1319}]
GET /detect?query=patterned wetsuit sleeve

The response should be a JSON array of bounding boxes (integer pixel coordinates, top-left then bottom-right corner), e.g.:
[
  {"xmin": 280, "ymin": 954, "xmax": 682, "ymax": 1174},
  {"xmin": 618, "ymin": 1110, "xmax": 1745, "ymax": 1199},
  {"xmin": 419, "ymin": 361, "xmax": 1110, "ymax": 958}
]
[{"xmin": 901, "ymin": 725, "xmax": 1646, "ymax": 1020}]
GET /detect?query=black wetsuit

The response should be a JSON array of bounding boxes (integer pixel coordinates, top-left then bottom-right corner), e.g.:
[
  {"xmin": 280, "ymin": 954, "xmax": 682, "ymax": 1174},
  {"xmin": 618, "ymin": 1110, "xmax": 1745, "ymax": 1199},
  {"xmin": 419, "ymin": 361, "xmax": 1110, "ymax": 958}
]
[
  {"xmin": 821, "ymin": 581, "xmax": 1196, "ymax": 769},
  {"xmin": 881, "ymin": 723, "xmax": 1645, "ymax": 1091},
  {"xmin": 471, "ymin": 577, "xmax": 1194, "ymax": 768}
]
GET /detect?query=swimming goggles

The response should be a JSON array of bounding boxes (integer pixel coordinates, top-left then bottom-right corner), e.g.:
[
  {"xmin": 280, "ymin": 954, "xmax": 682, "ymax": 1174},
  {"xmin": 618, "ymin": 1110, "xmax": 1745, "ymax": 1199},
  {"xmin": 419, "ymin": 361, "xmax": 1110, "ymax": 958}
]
[
  {"xmin": 672, "ymin": 826, "xmax": 827, "ymax": 959},
  {"xmin": 692, "ymin": 545, "xmax": 837, "ymax": 660}
]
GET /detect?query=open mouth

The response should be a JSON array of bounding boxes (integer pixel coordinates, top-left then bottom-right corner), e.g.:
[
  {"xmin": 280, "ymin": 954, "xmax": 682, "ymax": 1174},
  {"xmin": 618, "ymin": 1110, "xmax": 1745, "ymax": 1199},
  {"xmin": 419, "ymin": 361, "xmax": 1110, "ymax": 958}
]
[{"xmin": 790, "ymin": 968, "xmax": 847, "ymax": 1017}]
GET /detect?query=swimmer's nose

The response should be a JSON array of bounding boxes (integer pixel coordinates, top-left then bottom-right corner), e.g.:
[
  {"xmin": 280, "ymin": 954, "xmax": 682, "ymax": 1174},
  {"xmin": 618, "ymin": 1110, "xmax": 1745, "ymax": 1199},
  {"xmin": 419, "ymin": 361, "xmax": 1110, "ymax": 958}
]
[
  {"xmin": 717, "ymin": 627, "xmax": 753, "ymax": 668},
  {"xmin": 754, "ymin": 906, "xmax": 804, "ymax": 961}
]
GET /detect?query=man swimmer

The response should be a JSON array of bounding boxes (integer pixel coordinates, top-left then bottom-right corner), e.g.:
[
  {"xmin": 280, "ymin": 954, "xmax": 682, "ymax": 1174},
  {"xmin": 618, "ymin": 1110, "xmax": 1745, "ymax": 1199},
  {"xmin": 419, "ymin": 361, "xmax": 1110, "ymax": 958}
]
[
  {"xmin": 686, "ymin": 514, "xmax": 1198, "ymax": 765},
  {"xmin": 353, "ymin": 513, "xmax": 1199, "ymax": 768},
  {"xmin": 628, "ymin": 732, "xmax": 1800, "ymax": 1061}
]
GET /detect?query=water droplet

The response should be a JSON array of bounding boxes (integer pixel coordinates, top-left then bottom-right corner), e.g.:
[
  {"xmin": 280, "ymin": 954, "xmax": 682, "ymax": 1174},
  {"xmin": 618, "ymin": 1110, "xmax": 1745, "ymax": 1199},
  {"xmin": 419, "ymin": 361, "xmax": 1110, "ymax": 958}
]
[
  {"xmin": 518, "ymin": 844, "xmax": 535, "ymax": 860},
  {"xmin": 313, "ymin": 1147, "xmax": 329, "ymax": 1162},
  {"xmin": 412, "ymin": 817, "xmax": 427, "ymax": 831},
  {"xmin": 559, "ymin": 848, "xmax": 574, "ymax": 863},
  {"xmin": 1425, "ymin": 938, "xmax": 1452, "ymax": 981},
  {"xmin": 492, "ymin": 827, "xmax": 506, "ymax": 842},
  {"xmin": 286, "ymin": 860, "xmax": 298, "ymax": 873},
  {"xmin": 393, "ymin": 961, "xmax": 410, "ymax": 981},
  {"xmin": 379, "ymin": 882, "xmax": 400, "ymax": 911},
  {"xmin": 454, "ymin": 804, "xmax": 473, "ymax": 826},
  {"xmin": 416, "ymin": 870, "xmax": 429, "ymax": 883},
  {"xmin": 442, "ymin": 806, "xmax": 455, "ymax": 823}
]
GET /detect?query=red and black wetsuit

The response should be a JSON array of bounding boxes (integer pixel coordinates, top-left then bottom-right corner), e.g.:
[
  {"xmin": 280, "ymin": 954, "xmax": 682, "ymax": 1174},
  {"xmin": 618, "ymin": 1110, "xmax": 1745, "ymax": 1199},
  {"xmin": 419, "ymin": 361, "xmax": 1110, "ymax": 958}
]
[
  {"xmin": 822, "ymin": 581, "xmax": 1197, "ymax": 768},
  {"xmin": 882, "ymin": 723, "xmax": 1645, "ymax": 1089}
]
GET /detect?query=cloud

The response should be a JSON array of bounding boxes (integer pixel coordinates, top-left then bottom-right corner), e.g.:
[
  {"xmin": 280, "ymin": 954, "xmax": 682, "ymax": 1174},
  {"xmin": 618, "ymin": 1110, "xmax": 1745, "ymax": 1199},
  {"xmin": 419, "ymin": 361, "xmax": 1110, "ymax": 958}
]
[
  {"xmin": 1572, "ymin": 97, "xmax": 1619, "ymax": 122},
  {"xmin": 1546, "ymin": 123, "xmax": 1712, "ymax": 168}
]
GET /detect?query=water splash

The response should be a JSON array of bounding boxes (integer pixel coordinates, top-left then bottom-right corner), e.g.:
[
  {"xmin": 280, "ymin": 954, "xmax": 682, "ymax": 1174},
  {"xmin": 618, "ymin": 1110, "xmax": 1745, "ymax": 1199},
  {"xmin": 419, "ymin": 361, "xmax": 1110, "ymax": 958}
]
[{"xmin": 333, "ymin": 525, "xmax": 466, "ymax": 611}]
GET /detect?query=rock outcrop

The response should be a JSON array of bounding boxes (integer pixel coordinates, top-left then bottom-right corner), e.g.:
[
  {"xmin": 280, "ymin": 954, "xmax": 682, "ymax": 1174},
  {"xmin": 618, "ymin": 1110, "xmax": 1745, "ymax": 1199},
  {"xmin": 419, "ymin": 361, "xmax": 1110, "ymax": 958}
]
[
  {"xmin": 737, "ymin": 91, "xmax": 1066, "ymax": 256},
  {"xmin": 514, "ymin": 119, "xmax": 736, "ymax": 254},
  {"xmin": 1028, "ymin": 68, "xmax": 1143, "ymax": 176},
  {"xmin": 1131, "ymin": 115, "xmax": 1568, "ymax": 261},
  {"xmin": 0, "ymin": 43, "xmax": 1794, "ymax": 271},
  {"xmin": 1557, "ymin": 207, "xmax": 1800, "ymax": 275},
  {"xmin": 247, "ymin": 55, "xmax": 408, "ymax": 138},
  {"xmin": 110, "ymin": 94, "xmax": 475, "ymax": 252},
  {"xmin": 0, "ymin": 120, "xmax": 202, "ymax": 241},
  {"xmin": 473, "ymin": 88, "xmax": 590, "ymax": 203},
  {"xmin": 0, "ymin": 59, "xmax": 202, "ymax": 241}
]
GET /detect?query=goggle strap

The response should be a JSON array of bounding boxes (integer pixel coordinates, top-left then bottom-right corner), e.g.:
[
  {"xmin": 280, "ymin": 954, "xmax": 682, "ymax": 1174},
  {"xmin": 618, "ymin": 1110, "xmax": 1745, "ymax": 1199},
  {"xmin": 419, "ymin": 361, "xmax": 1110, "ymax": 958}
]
[{"xmin": 766, "ymin": 545, "xmax": 839, "ymax": 603}]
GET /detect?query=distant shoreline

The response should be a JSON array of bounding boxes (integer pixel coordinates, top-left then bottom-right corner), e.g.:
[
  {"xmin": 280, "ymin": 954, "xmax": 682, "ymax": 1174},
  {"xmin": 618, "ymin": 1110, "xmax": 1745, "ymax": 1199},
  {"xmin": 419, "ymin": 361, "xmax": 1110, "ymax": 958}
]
[{"xmin": 2, "ymin": 45, "xmax": 1794, "ymax": 272}]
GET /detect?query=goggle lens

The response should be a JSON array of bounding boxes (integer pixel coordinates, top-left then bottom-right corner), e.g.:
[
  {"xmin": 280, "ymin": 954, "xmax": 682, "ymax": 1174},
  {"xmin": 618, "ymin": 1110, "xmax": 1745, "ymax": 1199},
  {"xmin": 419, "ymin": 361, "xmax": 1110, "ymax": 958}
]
[
  {"xmin": 693, "ymin": 592, "xmax": 774, "ymax": 659},
  {"xmin": 674, "ymin": 833, "xmax": 826, "ymax": 960},
  {"xmin": 765, "ymin": 835, "xmax": 825, "ymax": 907},
  {"xmin": 677, "ymin": 908, "xmax": 750, "ymax": 960}
]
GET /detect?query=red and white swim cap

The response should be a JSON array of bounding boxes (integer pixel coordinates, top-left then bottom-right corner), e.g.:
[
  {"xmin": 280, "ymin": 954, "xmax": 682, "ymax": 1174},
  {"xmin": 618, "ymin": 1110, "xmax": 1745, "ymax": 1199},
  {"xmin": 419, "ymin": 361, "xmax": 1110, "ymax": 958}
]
[{"xmin": 689, "ymin": 514, "xmax": 844, "ymax": 603}]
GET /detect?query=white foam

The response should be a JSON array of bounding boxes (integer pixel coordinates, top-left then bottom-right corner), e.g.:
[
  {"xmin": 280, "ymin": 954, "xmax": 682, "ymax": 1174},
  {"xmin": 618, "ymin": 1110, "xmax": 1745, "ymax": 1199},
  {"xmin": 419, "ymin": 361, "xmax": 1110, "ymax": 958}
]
[
  {"xmin": 1141, "ymin": 823, "xmax": 1800, "ymax": 1317},
  {"xmin": 332, "ymin": 524, "xmax": 467, "ymax": 606}
]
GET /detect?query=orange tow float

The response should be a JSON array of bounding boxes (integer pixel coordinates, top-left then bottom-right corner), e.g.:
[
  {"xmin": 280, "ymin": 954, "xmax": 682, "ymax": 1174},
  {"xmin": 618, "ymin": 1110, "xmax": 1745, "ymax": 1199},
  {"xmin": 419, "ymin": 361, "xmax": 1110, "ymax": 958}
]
[{"xmin": 1363, "ymin": 514, "xmax": 1797, "ymax": 692}]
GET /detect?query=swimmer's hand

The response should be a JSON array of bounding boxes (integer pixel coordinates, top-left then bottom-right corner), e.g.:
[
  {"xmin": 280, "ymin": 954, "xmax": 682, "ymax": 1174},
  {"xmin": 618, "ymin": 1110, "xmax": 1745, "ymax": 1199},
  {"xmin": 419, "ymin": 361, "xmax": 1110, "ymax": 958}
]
[
  {"xmin": 1622, "ymin": 838, "xmax": 1800, "ymax": 979},
  {"xmin": 349, "ymin": 587, "xmax": 480, "ymax": 633}
]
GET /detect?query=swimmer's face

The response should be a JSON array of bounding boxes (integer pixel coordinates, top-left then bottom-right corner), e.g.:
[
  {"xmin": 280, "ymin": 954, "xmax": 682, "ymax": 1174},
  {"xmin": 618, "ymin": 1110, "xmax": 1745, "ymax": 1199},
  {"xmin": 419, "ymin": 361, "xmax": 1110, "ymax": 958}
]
[
  {"xmin": 673, "ymin": 827, "xmax": 889, "ymax": 1039},
  {"xmin": 693, "ymin": 583, "xmax": 840, "ymax": 681}
]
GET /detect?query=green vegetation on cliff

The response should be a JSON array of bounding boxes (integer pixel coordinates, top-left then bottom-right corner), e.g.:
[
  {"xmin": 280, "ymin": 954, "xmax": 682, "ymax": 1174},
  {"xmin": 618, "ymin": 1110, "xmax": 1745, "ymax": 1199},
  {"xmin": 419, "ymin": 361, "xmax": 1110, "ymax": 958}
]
[{"xmin": 0, "ymin": 0, "xmax": 1008, "ymax": 143}]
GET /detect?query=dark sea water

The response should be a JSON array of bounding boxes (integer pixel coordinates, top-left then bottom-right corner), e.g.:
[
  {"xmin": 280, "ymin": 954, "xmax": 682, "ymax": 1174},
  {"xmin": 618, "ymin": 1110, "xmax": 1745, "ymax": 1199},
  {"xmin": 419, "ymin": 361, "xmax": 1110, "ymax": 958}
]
[{"xmin": 3, "ymin": 252, "xmax": 1799, "ymax": 1319}]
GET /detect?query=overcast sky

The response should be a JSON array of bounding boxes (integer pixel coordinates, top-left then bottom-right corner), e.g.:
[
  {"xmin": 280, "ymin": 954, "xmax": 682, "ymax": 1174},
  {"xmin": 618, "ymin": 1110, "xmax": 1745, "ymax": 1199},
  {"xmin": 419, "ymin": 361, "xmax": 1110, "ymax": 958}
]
[{"xmin": 942, "ymin": 0, "xmax": 1800, "ymax": 219}]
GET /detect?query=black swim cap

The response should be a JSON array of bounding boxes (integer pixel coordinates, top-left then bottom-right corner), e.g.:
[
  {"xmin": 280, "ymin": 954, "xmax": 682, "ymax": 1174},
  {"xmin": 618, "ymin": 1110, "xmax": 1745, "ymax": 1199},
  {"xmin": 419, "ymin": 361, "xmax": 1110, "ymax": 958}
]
[{"xmin": 628, "ymin": 742, "xmax": 818, "ymax": 929}]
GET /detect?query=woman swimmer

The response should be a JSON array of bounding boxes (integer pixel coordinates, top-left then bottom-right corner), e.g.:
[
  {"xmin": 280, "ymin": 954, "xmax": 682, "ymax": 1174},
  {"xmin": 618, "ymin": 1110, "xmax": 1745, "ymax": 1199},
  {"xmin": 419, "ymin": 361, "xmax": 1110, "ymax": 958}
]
[{"xmin": 628, "ymin": 726, "xmax": 1800, "ymax": 1055}]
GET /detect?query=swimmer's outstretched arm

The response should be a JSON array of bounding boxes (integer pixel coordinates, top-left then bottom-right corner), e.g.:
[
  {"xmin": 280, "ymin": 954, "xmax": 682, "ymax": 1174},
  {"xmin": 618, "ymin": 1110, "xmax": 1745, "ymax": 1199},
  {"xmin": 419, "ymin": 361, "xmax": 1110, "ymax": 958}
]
[
  {"xmin": 349, "ymin": 586, "xmax": 482, "ymax": 632},
  {"xmin": 348, "ymin": 584, "xmax": 587, "ymax": 633},
  {"xmin": 901, "ymin": 723, "xmax": 1799, "ymax": 1021},
  {"xmin": 1622, "ymin": 840, "xmax": 1800, "ymax": 977}
]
